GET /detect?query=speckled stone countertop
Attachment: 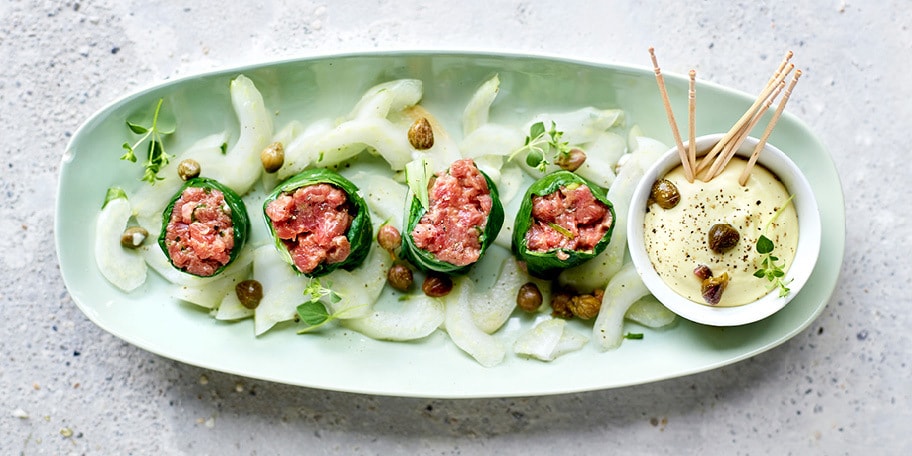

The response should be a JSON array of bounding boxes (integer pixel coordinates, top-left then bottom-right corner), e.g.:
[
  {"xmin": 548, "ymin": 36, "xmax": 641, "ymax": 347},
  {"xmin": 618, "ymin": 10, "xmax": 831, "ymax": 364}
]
[{"xmin": 2, "ymin": 1, "xmax": 909, "ymax": 454}]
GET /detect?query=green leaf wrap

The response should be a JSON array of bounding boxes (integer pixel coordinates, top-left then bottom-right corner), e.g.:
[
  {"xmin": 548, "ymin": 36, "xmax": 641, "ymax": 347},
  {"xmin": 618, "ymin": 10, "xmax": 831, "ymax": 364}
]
[
  {"xmin": 402, "ymin": 162, "xmax": 504, "ymax": 275},
  {"xmin": 511, "ymin": 171, "xmax": 615, "ymax": 278},
  {"xmin": 263, "ymin": 168, "xmax": 373, "ymax": 277},
  {"xmin": 158, "ymin": 177, "xmax": 250, "ymax": 277}
]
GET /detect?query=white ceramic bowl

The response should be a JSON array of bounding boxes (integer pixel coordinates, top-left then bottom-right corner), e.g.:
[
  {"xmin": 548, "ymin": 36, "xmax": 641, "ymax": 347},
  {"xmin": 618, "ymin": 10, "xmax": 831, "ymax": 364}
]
[{"xmin": 627, "ymin": 134, "xmax": 822, "ymax": 326}]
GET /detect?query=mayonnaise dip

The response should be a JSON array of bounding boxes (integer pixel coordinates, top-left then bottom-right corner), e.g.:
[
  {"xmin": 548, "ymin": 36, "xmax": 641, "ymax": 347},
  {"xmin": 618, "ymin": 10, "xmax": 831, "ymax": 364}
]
[{"xmin": 643, "ymin": 157, "xmax": 798, "ymax": 307}]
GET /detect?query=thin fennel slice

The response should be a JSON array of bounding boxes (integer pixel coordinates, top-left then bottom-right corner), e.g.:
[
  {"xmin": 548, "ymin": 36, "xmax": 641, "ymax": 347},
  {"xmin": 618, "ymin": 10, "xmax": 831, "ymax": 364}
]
[
  {"xmin": 462, "ymin": 73, "xmax": 500, "ymax": 136},
  {"xmin": 514, "ymin": 318, "xmax": 589, "ymax": 361},
  {"xmin": 95, "ymin": 194, "xmax": 146, "ymax": 292},
  {"xmin": 443, "ymin": 277, "xmax": 507, "ymax": 367},
  {"xmin": 593, "ymin": 262, "xmax": 650, "ymax": 351},
  {"xmin": 342, "ymin": 295, "xmax": 444, "ymax": 341}
]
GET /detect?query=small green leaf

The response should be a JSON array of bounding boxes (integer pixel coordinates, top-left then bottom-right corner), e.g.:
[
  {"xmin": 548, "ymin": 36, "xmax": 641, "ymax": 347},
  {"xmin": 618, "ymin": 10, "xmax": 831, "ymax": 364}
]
[
  {"xmin": 220, "ymin": 142, "xmax": 228, "ymax": 154},
  {"xmin": 102, "ymin": 187, "xmax": 127, "ymax": 209},
  {"xmin": 120, "ymin": 143, "xmax": 137, "ymax": 162},
  {"xmin": 303, "ymin": 277, "xmax": 331, "ymax": 301},
  {"xmin": 528, "ymin": 121, "xmax": 546, "ymax": 141},
  {"xmin": 624, "ymin": 332, "xmax": 644, "ymax": 340},
  {"xmin": 525, "ymin": 150, "xmax": 544, "ymax": 168},
  {"xmin": 296, "ymin": 300, "xmax": 330, "ymax": 326},
  {"xmin": 126, "ymin": 121, "xmax": 148, "ymax": 134},
  {"xmin": 753, "ymin": 269, "xmax": 766, "ymax": 278},
  {"xmin": 756, "ymin": 235, "xmax": 774, "ymax": 254}
]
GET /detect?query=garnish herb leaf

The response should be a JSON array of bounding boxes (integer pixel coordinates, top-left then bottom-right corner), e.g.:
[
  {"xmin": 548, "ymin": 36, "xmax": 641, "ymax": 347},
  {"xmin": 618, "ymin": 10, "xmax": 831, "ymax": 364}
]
[
  {"xmin": 296, "ymin": 278, "xmax": 366, "ymax": 333},
  {"xmin": 126, "ymin": 122, "xmax": 148, "ymax": 134},
  {"xmin": 120, "ymin": 98, "xmax": 175, "ymax": 184},
  {"xmin": 296, "ymin": 300, "xmax": 331, "ymax": 326},
  {"xmin": 102, "ymin": 187, "xmax": 127, "ymax": 209},
  {"xmin": 529, "ymin": 121, "xmax": 546, "ymax": 139},
  {"xmin": 754, "ymin": 195, "xmax": 795, "ymax": 297},
  {"xmin": 525, "ymin": 149, "xmax": 544, "ymax": 169},
  {"xmin": 302, "ymin": 277, "xmax": 338, "ymax": 303},
  {"xmin": 510, "ymin": 121, "xmax": 572, "ymax": 173},
  {"xmin": 624, "ymin": 332, "xmax": 644, "ymax": 340},
  {"xmin": 756, "ymin": 235, "xmax": 774, "ymax": 254}
]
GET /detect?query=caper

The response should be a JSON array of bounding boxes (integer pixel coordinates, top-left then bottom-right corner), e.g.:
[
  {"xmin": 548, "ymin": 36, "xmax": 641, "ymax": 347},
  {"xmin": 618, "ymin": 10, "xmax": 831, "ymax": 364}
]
[
  {"xmin": 260, "ymin": 142, "xmax": 285, "ymax": 173},
  {"xmin": 516, "ymin": 282, "xmax": 543, "ymax": 313},
  {"xmin": 177, "ymin": 159, "xmax": 201, "ymax": 181},
  {"xmin": 550, "ymin": 290, "xmax": 574, "ymax": 319},
  {"xmin": 556, "ymin": 148, "xmax": 587, "ymax": 172},
  {"xmin": 120, "ymin": 226, "xmax": 149, "ymax": 249},
  {"xmin": 568, "ymin": 291, "xmax": 603, "ymax": 320},
  {"xmin": 701, "ymin": 272, "xmax": 730, "ymax": 306},
  {"xmin": 408, "ymin": 117, "xmax": 434, "ymax": 150},
  {"xmin": 708, "ymin": 223, "xmax": 740, "ymax": 253},
  {"xmin": 693, "ymin": 264, "xmax": 713, "ymax": 281},
  {"xmin": 422, "ymin": 273, "xmax": 452, "ymax": 297},
  {"xmin": 377, "ymin": 224, "xmax": 402, "ymax": 252},
  {"xmin": 235, "ymin": 279, "xmax": 263, "ymax": 309},
  {"xmin": 387, "ymin": 263, "xmax": 414, "ymax": 292},
  {"xmin": 650, "ymin": 178, "xmax": 680, "ymax": 209}
]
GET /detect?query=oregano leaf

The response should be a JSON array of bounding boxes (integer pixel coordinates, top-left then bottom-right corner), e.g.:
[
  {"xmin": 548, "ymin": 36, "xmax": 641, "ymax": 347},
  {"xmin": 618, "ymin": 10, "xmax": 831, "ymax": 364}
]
[
  {"xmin": 529, "ymin": 121, "xmax": 545, "ymax": 140},
  {"xmin": 296, "ymin": 300, "xmax": 330, "ymax": 326},
  {"xmin": 126, "ymin": 121, "xmax": 148, "ymax": 134},
  {"xmin": 756, "ymin": 235, "xmax": 774, "ymax": 254}
]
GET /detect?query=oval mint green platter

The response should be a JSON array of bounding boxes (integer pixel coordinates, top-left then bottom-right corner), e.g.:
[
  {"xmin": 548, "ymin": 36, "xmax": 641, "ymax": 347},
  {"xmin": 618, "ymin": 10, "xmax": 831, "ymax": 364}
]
[{"xmin": 56, "ymin": 51, "xmax": 844, "ymax": 398}]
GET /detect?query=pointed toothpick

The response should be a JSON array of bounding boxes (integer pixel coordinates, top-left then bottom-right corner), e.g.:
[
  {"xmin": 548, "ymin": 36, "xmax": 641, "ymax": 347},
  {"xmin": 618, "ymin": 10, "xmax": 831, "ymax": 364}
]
[
  {"xmin": 738, "ymin": 69, "xmax": 803, "ymax": 186},
  {"xmin": 650, "ymin": 47, "xmax": 694, "ymax": 182}
]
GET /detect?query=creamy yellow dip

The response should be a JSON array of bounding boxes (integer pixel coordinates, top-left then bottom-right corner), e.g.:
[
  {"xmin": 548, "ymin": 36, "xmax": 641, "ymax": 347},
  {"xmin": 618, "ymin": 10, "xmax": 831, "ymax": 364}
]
[{"xmin": 643, "ymin": 157, "xmax": 799, "ymax": 307}]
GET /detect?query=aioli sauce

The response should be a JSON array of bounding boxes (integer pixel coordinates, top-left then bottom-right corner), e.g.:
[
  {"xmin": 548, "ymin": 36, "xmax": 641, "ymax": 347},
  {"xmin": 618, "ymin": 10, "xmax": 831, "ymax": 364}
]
[{"xmin": 643, "ymin": 157, "xmax": 799, "ymax": 307}]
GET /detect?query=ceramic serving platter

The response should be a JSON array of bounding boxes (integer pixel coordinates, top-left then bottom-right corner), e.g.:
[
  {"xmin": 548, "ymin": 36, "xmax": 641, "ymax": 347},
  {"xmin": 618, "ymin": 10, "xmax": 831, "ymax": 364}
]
[{"xmin": 55, "ymin": 51, "xmax": 844, "ymax": 398}]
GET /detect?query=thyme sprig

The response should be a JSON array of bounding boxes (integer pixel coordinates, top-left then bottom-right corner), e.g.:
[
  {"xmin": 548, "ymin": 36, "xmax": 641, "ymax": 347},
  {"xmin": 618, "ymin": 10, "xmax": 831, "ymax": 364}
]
[
  {"xmin": 296, "ymin": 279, "xmax": 365, "ymax": 333},
  {"xmin": 753, "ymin": 195, "xmax": 795, "ymax": 297},
  {"xmin": 510, "ymin": 121, "xmax": 572, "ymax": 173},
  {"xmin": 120, "ymin": 98, "xmax": 175, "ymax": 184}
]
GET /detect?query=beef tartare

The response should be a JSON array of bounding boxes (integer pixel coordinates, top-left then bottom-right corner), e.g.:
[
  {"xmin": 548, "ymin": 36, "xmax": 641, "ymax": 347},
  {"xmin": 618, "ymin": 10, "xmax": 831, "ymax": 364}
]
[
  {"xmin": 263, "ymin": 169, "xmax": 372, "ymax": 276},
  {"xmin": 403, "ymin": 159, "xmax": 504, "ymax": 275},
  {"xmin": 159, "ymin": 178, "xmax": 250, "ymax": 277},
  {"xmin": 512, "ymin": 171, "xmax": 615, "ymax": 278}
]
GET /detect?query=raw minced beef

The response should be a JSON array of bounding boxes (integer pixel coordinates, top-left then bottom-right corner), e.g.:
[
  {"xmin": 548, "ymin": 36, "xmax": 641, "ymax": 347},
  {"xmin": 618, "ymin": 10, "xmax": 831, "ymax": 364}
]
[
  {"xmin": 164, "ymin": 187, "xmax": 235, "ymax": 276},
  {"xmin": 525, "ymin": 184, "xmax": 612, "ymax": 259},
  {"xmin": 265, "ymin": 183, "xmax": 353, "ymax": 274},
  {"xmin": 410, "ymin": 159, "xmax": 492, "ymax": 267}
]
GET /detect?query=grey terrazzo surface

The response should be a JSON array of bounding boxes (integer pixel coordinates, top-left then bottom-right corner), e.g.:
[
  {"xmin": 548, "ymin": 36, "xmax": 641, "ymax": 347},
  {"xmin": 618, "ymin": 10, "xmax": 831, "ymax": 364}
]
[{"xmin": 2, "ymin": 0, "xmax": 909, "ymax": 454}]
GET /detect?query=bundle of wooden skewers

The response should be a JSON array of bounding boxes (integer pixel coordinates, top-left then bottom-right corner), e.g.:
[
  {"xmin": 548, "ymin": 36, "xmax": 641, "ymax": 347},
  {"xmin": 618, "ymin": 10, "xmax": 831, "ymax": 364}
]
[{"xmin": 648, "ymin": 48, "xmax": 801, "ymax": 186}]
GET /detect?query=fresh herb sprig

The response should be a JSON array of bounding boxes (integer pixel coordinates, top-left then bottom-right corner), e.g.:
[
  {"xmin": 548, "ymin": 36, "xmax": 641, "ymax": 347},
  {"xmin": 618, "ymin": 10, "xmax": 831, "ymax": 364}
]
[
  {"xmin": 753, "ymin": 195, "xmax": 795, "ymax": 297},
  {"xmin": 120, "ymin": 98, "xmax": 175, "ymax": 184},
  {"xmin": 295, "ymin": 278, "xmax": 365, "ymax": 333},
  {"xmin": 510, "ymin": 121, "xmax": 572, "ymax": 173}
]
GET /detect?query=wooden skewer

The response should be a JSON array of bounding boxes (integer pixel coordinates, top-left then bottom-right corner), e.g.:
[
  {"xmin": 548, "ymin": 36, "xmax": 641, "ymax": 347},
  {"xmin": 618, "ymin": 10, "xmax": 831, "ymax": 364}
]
[
  {"xmin": 649, "ymin": 47, "xmax": 694, "ymax": 182},
  {"xmin": 688, "ymin": 69, "xmax": 697, "ymax": 174},
  {"xmin": 738, "ymin": 69, "xmax": 802, "ymax": 186},
  {"xmin": 695, "ymin": 52, "xmax": 794, "ymax": 176},
  {"xmin": 697, "ymin": 62, "xmax": 793, "ymax": 176},
  {"xmin": 707, "ymin": 78, "xmax": 787, "ymax": 180}
]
